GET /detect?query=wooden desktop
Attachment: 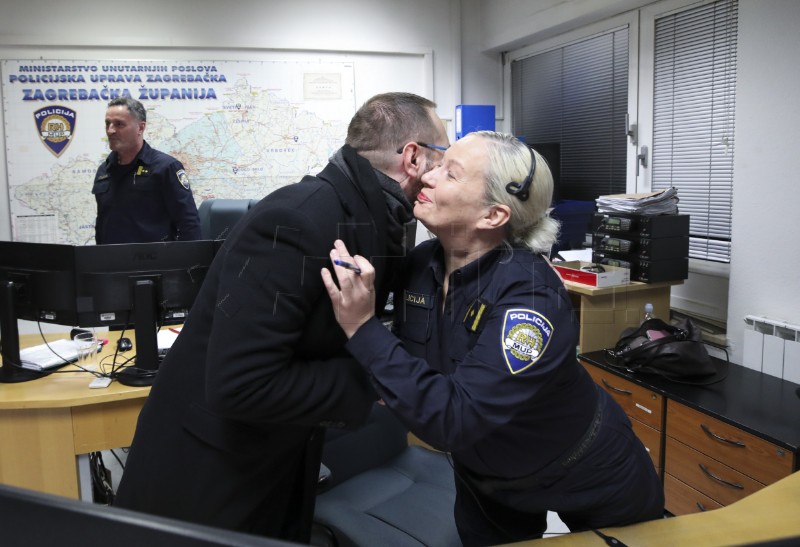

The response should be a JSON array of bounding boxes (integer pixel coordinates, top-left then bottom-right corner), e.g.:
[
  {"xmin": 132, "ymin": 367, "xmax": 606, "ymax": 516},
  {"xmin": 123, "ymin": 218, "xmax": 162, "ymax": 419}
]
[
  {"xmin": 0, "ymin": 331, "xmax": 149, "ymax": 500},
  {"xmin": 510, "ymin": 470, "xmax": 800, "ymax": 546}
]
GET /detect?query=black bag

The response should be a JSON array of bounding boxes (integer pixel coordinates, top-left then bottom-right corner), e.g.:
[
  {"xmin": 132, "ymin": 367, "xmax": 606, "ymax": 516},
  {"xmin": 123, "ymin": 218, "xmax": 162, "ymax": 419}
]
[{"xmin": 605, "ymin": 317, "xmax": 718, "ymax": 382}]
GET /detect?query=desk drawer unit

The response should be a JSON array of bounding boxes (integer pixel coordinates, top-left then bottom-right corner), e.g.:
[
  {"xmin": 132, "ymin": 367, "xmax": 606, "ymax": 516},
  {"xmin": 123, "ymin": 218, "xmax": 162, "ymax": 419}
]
[
  {"xmin": 666, "ymin": 401, "xmax": 793, "ymax": 485},
  {"xmin": 663, "ymin": 473, "xmax": 723, "ymax": 515},
  {"xmin": 578, "ymin": 350, "xmax": 800, "ymax": 519},
  {"xmin": 631, "ymin": 419, "xmax": 663, "ymax": 476},
  {"xmin": 665, "ymin": 436, "xmax": 765, "ymax": 506},
  {"xmin": 665, "ymin": 400, "xmax": 794, "ymax": 514},
  {"xmin": 581, "ymin": 360, "xmax": 665, "ymax": 472}
]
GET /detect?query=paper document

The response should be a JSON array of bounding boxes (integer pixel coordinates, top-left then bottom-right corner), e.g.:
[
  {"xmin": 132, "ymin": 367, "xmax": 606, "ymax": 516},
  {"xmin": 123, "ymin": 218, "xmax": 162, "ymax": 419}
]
[
  {"xmin": 596, "ymin": 188, "xmax": 679, "ymax": 215},
  {"xmin": 555, "ymin": 249, "xmax": 592, "ymax": 262},
  {"xmin": 157, "ymin": 328, "xmax": 181, "ymax": 350}
]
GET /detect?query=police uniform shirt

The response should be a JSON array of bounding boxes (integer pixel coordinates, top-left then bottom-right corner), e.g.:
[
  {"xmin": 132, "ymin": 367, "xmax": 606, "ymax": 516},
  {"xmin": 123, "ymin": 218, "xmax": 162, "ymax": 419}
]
[
  {"xmin": 346, "ymin": 239, "xmax": 600, "ymax": 480},
  {"xmin": 93, "ymin": 140, "xmax": 201, "ymax": 244}
]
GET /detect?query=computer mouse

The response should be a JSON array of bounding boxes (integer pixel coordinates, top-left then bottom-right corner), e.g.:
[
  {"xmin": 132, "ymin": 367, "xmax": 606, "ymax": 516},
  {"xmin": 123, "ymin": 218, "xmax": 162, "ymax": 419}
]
[{"xmin": 117, "ymin": 337, "xmax": 133, "ymax": 352}]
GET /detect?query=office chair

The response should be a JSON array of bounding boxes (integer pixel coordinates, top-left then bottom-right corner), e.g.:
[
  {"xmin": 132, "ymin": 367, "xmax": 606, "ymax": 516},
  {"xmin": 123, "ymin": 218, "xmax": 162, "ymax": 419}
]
[
  {"xmin": 197, "ymin": 198, "xmax": 260, "ymax": 240},
  {"xmin": 312, "ymin": 403, "xmax": 460, "ymax": 547}
]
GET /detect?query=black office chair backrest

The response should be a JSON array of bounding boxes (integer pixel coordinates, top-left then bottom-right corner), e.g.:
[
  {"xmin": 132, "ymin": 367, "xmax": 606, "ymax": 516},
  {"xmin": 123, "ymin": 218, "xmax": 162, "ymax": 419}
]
[
  {"xmin": 319, "ymin": 403, "xmax": 408, "ymax": 490},
  {"xmin": 198, "ymin": 199, "xmax": 260, "ymax": 240}
]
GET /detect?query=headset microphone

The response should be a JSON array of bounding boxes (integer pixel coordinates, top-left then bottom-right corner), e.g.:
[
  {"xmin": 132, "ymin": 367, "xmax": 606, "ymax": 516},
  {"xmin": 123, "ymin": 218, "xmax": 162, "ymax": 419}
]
[{"xmin": 505, "ymin": 146, "xmax": 537, "ymax": 201}]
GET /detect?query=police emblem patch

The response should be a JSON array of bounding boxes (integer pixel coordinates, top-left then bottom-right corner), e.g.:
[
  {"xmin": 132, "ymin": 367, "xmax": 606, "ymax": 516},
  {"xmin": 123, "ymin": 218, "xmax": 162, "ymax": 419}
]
[
  {"xmin": 501, "ymin": 309, "xmax": 553, "ymax": 374},
  {"xmin": 34, "ymin": 105, "xmax": 77, "ymax": 157},
  {"xmin": 176, "ymin": 169, "xmax": 190, "ymax": 189}
]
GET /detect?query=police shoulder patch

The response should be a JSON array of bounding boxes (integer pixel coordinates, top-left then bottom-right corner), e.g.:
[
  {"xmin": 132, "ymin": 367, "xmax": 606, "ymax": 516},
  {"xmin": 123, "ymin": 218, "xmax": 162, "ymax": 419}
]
[
  {"xmin": 176, "ymin": 169, "xmax": 190, "ymax": 190},
  {"xmin": 500, "ymin": 308, "xmax": 554, "ymax": 374}
]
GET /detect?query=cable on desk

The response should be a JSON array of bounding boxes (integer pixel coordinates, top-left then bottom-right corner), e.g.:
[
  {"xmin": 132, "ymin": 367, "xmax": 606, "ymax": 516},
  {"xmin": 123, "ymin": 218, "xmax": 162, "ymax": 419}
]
[{"xmin": 592, "ymin": 528, "xmax": 628, "ymax": 546}]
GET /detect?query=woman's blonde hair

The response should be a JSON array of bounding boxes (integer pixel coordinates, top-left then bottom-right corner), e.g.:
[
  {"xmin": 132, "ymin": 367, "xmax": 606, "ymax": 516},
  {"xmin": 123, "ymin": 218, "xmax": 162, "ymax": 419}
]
[{"xmin": 473, "ymin": 131, "xmax": 560, "ymax": 254}]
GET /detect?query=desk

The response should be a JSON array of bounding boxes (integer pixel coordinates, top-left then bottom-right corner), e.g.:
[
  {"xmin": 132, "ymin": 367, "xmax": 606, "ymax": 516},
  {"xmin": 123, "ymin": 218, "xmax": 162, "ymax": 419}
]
[
  {"xmin": 513, "ymin": 470, "xmax": 800, "ymax": 546},
  {"xmin": 563, "ymin": 279, "xmax": 681, "ymax": 353},
  {"xmin": 0, "ymin": 332, "xmax": 149, "ymax": 500}
]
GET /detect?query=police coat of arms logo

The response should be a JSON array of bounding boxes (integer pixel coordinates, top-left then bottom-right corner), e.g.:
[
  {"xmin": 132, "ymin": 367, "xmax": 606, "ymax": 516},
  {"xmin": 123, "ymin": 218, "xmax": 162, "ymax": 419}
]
[{"xmin": 34, "ymin": 105, "xmax": 77, "ymax": 157}]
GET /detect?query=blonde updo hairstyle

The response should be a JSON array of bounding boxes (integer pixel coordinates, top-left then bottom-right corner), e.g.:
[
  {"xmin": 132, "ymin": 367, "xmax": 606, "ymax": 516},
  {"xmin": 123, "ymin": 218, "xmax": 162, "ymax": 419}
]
[{"xmin": 473, "ymin": 131, "xmax": 560, "ymax": 254}]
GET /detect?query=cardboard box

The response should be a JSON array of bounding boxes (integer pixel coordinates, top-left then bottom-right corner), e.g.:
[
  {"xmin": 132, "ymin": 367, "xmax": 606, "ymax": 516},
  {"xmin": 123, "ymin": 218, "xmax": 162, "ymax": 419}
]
[{"xmin": 552, "ymin": 261, "xmax": 630, "ymax": 288}]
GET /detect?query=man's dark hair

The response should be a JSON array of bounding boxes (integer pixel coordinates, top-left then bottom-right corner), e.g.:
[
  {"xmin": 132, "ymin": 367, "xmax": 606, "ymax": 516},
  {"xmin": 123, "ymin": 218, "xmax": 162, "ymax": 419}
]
[
  {"xmin": 107, "ymin": 97, "xmax": 147, "ymax": 123},
  {"xmin": 346, "ymin": 92, "xmax": 437, "ymax": 157}
]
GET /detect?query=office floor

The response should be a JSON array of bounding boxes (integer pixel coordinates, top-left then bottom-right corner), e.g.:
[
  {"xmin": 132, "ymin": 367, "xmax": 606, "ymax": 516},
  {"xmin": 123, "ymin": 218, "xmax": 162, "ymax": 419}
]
[{"xmin": 101, "ymin": 449, "xmax": 571, "ymax": 539}]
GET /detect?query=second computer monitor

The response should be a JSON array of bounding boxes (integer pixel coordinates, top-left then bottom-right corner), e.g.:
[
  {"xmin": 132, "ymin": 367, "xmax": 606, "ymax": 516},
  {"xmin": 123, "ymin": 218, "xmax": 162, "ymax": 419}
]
[{"xmin": 73, "ymin": 240, "xmax": 216, "ymax": 386}]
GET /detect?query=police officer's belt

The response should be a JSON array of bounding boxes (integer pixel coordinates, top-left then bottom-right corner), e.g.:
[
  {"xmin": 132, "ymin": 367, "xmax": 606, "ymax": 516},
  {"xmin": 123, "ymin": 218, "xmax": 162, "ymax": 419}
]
[{"xmin": 461, "ymin": 387, "xmax": 604, "ymax": 494}]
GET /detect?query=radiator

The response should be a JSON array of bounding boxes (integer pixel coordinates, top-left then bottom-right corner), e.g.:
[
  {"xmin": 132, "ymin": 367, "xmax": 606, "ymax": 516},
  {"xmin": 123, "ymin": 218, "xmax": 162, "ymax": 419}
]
[{"xmin": 743, "ymin": 315, "xmax": 800, "ymax": 382}]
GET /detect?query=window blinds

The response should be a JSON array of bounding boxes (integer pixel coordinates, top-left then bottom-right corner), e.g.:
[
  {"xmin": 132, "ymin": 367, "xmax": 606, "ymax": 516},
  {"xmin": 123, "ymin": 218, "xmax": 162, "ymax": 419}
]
[
  {"xmin": 511, "ymin": 27, "xmax": 629, "ymax": 202},
  {"xmin": 652, "ymin": 0, "xmax": 738, "ymax": 263}
]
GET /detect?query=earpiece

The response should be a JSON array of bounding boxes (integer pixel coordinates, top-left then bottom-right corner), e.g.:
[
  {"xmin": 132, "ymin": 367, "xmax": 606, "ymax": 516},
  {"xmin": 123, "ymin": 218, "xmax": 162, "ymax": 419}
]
[{"xmin": 505, "ymin": 146, "xmax": 536, "ymax": 201}]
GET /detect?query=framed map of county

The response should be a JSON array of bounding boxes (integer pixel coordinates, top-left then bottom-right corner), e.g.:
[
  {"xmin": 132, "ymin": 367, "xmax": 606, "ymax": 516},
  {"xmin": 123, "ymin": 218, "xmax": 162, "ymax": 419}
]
[{"xmin": 1, "ymin": 59, "xmax": 355, "ymax": 245}]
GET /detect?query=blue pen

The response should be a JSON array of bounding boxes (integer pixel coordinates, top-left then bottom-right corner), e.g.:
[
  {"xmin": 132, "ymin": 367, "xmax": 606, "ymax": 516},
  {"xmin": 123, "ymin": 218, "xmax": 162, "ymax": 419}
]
[{"xmin": 333, "ymin": 259, "xmax": 362, "ymax": 275}]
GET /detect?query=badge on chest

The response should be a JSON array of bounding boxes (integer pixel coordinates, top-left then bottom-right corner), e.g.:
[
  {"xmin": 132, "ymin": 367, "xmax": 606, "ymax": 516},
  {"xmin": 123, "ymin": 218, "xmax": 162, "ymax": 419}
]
[{"xmin": 404, "ymin": 290, "xmax": 433, "ymax": 309}]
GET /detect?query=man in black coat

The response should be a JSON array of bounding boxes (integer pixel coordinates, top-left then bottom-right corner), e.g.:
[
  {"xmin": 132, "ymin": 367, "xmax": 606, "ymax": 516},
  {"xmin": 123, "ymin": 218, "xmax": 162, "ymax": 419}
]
[{"xmin": 114, "ymin": 92, "xmax": 449, "ymax": 541}]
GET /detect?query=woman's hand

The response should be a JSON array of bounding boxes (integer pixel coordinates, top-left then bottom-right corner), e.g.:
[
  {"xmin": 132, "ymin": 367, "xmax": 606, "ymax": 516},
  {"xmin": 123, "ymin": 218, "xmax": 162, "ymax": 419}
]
[{"xmin": 320, "ymin": 239, "xmax": 376, "ymax": 339}]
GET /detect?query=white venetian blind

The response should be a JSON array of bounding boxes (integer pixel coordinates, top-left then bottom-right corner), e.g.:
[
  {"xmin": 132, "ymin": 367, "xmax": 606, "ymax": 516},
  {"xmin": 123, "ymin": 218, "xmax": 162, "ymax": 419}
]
[{"xmin": 651, "ymin": 0, "xmax": 738, "ymax": 263}]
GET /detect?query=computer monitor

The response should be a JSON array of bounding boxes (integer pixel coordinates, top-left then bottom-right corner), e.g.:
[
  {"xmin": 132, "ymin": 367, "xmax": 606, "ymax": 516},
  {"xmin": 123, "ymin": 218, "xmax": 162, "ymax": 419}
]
[
  {"xmin": 0, "ymin": 241, "xmax": 78, "ymax": 383},
  {"xmin": 73, "ymin": 240, "xmax": 216, "ymax": 386},
  {"xmin": 0, "ymin": 483, "xmax": 286, "ymax": 546}
]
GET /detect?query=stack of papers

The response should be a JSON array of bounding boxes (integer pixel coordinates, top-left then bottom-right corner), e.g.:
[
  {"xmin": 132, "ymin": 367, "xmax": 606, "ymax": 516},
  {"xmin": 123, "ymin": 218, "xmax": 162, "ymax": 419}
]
[
  {"xmin": 596, "ymin": 188, "xmax": 679, "ymax": 215},
  {"xmin": 19, "ymin": 339, "xmax": 79, "ymax": 371}
]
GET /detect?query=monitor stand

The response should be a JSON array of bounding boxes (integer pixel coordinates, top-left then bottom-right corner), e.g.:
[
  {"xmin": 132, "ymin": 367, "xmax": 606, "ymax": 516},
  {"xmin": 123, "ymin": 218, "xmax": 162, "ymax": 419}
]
[
  {"xmin": 115, "ymin": 279, "xmax": 159, "ymax": 387},
  {"xmin": 0, "ymin": 281, "xmax": 51, "ymax": 384}
]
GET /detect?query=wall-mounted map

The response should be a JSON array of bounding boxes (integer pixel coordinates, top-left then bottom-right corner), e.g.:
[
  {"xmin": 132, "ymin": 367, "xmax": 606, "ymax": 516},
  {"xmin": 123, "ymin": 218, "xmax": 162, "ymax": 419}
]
[{"xmin": 2, "ymin": 59, "xmax": 355, "ymax": 244}]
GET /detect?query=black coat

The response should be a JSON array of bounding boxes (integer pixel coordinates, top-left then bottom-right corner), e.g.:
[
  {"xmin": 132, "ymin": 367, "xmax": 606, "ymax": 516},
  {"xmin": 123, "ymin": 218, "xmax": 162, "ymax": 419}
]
[{"xmin": 115, "ymin": 145, "xmax": 397, "ymax": 541}]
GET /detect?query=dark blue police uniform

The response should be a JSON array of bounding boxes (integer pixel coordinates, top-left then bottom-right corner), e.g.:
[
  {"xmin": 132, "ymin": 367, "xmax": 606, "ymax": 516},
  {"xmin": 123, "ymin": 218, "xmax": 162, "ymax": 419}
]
[
  {"xmin": 92, "ymin": 140, "xmax": 201, "ymax": 244},
  {"xmin": 347, "ymin": 239, "xmax": 664, "ymax": 546}
]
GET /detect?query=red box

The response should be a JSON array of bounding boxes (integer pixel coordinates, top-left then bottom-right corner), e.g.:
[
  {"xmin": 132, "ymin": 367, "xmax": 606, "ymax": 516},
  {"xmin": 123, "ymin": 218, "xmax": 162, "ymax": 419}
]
[{"xmin": 552, "ymin": 261, "xmax": 630, "ymax": 288}]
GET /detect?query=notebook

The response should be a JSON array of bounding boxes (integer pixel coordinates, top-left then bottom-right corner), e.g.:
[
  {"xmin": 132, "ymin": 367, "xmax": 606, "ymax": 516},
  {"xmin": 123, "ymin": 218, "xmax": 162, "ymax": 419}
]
[{"xmin": 19, "ymin": 339, "xmax": 80, "ymax": 371}]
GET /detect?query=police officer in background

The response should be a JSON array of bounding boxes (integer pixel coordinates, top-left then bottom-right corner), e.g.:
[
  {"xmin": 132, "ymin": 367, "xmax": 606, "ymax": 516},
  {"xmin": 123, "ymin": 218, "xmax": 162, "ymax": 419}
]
[
  {"xmin": 92, "ymin": 97, "xmax": 201, "ymax": 244},
  {"xmin": 323, "ymin": 131, "xmax": 664, "ymax": 546}
]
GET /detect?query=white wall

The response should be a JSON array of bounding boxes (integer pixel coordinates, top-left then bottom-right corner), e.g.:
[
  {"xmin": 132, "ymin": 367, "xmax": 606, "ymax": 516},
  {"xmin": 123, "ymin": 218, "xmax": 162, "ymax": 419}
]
[
  {"xmin": 727, "ymin": 1, "xmax": 800, "ymax": 365},
  {"xmin": 466, "ymin": 0, "xmax": 800, "ymax": 367},
  {"xmin": 479, "ymin": 0, "xmax": 655, "ymax": 53}
]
